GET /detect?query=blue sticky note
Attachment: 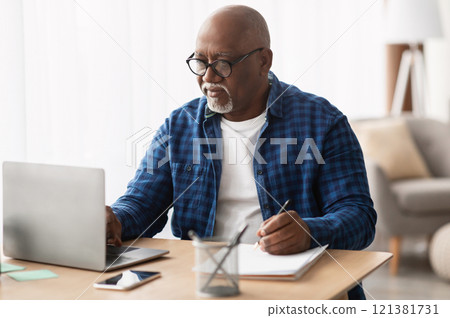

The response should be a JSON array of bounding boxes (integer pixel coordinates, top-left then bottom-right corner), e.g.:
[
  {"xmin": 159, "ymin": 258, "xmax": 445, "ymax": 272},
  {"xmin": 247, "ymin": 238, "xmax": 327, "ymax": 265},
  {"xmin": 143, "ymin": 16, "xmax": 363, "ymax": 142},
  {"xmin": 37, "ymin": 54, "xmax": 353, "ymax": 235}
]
[
  {"xmin": 7, "ymin": 269, "xmax": 58, "ymax": 282},
  {"xmin": 1, "ymin": 263, "xmax": 26, "ymax": 273}
]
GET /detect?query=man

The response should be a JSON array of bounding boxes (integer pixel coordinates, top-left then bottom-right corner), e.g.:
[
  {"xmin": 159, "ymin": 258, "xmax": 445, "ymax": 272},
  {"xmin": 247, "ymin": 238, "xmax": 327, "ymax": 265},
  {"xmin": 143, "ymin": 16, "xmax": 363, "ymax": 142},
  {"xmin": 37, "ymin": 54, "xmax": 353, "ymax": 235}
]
[{"xmin": 107, "ymin": 5, "xmax": 376, "ymax": 299}]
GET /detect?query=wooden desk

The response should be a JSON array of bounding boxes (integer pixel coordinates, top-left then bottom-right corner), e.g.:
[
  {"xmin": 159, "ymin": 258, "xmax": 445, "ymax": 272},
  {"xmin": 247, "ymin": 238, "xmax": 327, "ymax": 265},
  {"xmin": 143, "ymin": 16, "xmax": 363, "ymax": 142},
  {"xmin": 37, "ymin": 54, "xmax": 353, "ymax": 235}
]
[{"xmin": 0, "ymin": 238, "xmax": 391, "ymax": 300}]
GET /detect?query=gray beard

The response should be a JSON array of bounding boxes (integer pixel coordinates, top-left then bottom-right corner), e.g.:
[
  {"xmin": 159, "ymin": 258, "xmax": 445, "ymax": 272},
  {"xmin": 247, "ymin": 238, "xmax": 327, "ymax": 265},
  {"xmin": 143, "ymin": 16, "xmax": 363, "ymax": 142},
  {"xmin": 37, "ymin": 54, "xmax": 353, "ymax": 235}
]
[{"xmin": 206, "ymin": 97, "xmax": 233, "ymax": 114}]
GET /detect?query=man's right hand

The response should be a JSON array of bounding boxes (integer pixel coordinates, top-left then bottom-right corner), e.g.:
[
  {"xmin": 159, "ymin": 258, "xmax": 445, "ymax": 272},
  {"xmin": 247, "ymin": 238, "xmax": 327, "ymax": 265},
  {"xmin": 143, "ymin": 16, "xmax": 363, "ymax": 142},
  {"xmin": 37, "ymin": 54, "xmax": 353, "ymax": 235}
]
[{"xmin": 106, "ymin": 206, "xmax": 123, "ymax": 247}]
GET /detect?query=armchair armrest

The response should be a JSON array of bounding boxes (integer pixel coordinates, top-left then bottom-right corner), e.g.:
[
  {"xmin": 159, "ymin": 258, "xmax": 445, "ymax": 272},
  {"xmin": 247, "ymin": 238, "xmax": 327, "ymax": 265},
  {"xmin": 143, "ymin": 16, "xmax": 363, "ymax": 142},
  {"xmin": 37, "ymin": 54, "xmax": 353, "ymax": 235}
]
[{"xmin": 364, "ymin": 156, "xmax": 402, "ymax": 233}]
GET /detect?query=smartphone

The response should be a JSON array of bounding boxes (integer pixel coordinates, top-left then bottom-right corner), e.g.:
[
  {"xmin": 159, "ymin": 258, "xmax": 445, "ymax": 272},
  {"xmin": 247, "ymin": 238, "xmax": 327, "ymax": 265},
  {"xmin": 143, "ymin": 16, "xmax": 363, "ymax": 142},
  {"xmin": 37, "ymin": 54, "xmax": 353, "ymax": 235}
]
[{"xmin": 93, "ymin": 270, "xmax": 161, "ymax": 290}]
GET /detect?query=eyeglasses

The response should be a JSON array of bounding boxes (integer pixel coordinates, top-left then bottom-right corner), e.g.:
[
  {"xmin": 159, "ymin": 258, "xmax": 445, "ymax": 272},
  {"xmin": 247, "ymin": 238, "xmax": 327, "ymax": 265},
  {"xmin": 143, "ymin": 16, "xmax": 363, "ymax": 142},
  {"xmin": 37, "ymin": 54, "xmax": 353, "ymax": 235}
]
[{"xmin": 186, "ymin": 48, "xmax": 264, "ymax": 78}]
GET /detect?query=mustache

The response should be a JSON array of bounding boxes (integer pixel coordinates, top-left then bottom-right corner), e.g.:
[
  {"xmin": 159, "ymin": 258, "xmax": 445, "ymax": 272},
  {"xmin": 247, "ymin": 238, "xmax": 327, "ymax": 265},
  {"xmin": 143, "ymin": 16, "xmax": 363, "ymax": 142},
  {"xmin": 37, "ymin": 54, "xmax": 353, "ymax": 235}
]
[{"xmin": 201, "ymin": 83, "xmax": 230, "ymax": 95}]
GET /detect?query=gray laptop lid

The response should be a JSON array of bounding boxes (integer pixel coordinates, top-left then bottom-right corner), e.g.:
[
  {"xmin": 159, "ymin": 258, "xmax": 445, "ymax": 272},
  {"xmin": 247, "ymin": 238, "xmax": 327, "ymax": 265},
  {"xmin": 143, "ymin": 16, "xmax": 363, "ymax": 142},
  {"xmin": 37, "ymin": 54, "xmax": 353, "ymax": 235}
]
[{"xmin": 3, "ymin": 161, "xmax": 106, "ymax": 270}]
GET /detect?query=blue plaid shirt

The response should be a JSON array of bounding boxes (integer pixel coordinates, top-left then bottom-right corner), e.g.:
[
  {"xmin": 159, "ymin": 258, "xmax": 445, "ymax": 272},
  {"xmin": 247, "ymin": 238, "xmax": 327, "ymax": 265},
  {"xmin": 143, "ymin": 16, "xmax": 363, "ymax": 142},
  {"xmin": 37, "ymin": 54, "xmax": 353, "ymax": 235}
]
[{"xmin": 112, "ymin": 72, "xmax": 376, "ymax": 299}]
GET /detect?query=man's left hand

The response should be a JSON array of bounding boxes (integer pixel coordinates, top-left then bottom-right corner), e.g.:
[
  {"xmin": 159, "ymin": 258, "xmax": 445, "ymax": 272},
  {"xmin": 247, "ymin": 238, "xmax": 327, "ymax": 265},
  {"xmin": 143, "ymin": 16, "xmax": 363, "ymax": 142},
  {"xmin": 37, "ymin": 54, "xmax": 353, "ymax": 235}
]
[{"xmin": 256, "ymin": 210, "xmax": 311, "ymax": 255}]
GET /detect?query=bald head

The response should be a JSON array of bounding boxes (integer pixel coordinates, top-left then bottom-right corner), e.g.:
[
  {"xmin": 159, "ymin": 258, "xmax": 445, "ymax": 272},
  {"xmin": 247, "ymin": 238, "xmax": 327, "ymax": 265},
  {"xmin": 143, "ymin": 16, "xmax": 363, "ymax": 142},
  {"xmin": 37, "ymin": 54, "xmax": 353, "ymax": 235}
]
[{"xmin": 197, "ymin": 5, "xmax": 270, "ymax": 50}]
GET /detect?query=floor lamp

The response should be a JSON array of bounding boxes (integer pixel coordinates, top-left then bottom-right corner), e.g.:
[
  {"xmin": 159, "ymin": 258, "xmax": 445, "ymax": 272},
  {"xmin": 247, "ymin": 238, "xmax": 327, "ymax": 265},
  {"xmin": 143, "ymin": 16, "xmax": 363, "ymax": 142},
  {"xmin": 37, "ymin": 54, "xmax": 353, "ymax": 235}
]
[{"xmin": 385, "ymin": 0, "xmax": 442, "ymax": 116}]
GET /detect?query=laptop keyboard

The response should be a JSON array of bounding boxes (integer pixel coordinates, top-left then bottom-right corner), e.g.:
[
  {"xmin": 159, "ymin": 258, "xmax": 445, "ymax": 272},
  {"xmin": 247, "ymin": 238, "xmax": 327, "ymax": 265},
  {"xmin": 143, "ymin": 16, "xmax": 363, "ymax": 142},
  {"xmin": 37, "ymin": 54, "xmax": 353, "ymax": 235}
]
[{"xmin": 106, "ymin": 245, "xmax": 138, "ymax": 257}]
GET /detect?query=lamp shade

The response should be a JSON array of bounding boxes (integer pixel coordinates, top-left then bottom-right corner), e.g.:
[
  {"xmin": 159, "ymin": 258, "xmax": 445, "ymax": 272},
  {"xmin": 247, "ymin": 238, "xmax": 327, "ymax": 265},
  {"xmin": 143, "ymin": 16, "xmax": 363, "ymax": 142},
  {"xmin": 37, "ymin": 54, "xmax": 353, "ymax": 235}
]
[{"xmin": 385, "ymin": 0, "xmax": 443, "ymax": 44}]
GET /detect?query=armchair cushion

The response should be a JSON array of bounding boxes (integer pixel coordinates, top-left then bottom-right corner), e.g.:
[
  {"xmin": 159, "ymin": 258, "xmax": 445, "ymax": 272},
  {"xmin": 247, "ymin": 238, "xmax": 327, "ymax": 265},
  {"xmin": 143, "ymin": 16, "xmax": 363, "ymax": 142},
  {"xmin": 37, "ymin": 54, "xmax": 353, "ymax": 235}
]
[
  {"xmin": 352, "ymin": 118, "xmax": 431, "ymax": 180},
  {"xmin": 392, "ymin": 178, "xmax": 450, "ymax": 215}
]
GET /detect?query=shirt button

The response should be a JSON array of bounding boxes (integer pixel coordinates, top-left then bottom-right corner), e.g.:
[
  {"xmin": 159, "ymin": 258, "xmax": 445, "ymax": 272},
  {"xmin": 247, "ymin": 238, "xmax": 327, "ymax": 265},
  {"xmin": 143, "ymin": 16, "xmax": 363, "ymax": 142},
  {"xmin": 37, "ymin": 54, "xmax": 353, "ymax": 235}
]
[
  {"xmin": 257, "ymin": 170, "xmax": 263, "ymax": 175},
  {"xmin": 186, "ymin": 165, "xmax": 192, "ymax": 172},
  {"xmin": 263, "ymin": 204, "xmax": 269, "ymax": 209}
]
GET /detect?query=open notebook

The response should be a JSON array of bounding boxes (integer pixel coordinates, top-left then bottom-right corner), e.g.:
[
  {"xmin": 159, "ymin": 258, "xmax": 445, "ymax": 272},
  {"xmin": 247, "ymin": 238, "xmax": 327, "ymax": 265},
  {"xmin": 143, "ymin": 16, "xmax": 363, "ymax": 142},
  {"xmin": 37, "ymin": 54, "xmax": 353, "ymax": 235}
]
[
  {"xmin": 194, "ymin": 244, "xmax": 328, "ymax": 281},
  {"xmin": 238, "ymin": 244, "xmax": 328, "ymax": 280}
]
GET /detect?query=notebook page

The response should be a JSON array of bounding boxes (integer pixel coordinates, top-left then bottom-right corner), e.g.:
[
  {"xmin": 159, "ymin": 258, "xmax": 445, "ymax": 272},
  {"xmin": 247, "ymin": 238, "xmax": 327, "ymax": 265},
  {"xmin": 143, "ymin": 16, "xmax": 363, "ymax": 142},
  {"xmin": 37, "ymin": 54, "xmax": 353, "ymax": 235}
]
[{"xmin": 238, "ymin": 244, "xmax": 328, "ymax": 276}]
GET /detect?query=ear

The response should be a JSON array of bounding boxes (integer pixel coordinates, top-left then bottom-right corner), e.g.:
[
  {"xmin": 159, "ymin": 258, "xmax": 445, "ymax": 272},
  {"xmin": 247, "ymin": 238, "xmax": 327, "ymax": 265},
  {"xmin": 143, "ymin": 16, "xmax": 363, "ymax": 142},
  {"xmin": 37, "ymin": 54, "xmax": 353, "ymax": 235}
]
[{"xmin": 259, "ymin": 48, "xmax": 273, "ymax": 75}]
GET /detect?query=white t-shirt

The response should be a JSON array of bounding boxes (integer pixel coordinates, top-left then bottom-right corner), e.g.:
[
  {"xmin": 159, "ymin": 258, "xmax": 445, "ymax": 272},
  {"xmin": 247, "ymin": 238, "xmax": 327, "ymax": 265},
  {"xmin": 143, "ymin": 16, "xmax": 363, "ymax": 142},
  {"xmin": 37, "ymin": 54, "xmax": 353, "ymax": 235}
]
[{"xmin": 213, "ymin": 111, "xmax": 266, "ymax": 243}]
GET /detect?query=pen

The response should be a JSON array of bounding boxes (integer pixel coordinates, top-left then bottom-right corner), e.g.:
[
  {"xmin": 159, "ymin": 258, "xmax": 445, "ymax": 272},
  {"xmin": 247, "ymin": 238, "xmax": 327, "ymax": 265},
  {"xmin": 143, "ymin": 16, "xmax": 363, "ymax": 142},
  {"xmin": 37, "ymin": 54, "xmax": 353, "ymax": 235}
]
[{"xmin": 254, "ymin": 199, "xmax": 291, "ymax": 250}]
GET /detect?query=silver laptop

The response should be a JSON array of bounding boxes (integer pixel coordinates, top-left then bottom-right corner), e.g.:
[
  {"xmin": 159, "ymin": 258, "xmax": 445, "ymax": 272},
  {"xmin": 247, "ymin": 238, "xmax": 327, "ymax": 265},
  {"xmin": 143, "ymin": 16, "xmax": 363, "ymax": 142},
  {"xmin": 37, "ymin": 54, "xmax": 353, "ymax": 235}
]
[{"xmin": 2, "ymin": 161, "xmax": 169, "ymax": 271}]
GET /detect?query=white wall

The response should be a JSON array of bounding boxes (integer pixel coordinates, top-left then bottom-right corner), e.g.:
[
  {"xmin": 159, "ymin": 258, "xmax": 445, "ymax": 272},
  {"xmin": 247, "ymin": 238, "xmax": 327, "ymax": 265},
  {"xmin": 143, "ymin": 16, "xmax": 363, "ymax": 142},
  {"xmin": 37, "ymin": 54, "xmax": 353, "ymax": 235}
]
[
  {"xmin": 426, "ymin": 0, "xmax": 450, "ymax": 122},
  {"xmin": 0, "ymin": 0, "xmax": 27, "ymax": 248}
]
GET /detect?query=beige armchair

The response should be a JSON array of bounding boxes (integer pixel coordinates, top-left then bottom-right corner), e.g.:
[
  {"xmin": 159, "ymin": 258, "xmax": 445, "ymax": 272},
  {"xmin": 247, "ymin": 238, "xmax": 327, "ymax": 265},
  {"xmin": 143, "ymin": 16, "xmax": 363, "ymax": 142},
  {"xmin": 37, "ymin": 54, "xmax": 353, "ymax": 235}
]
[{"xmin": 356, "ymin": 117, "xmax": 450, "ymax": 275}]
